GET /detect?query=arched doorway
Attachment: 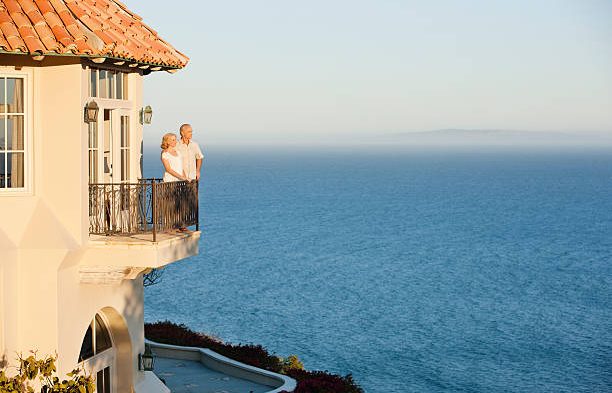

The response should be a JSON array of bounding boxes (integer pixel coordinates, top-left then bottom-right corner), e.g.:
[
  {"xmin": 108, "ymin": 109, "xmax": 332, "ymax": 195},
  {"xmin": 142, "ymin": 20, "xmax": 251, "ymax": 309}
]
[{"xmin": 78, "ymin": 308, "xmax": 133, "ymax": 392}]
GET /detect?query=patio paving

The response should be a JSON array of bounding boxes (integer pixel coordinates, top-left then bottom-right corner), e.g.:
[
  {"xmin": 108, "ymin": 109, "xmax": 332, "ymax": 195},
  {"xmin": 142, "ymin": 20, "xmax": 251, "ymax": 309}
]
[{"xmin": 154, "ymin": 356, "xmax": 273, "ymax": 393}]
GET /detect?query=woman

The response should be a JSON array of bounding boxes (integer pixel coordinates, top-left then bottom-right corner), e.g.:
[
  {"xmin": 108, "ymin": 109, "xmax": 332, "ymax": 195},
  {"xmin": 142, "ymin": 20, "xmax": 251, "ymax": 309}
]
[
  {"xmin": 160, "ymin": 133, "xmax": 189, "ymax": 232},
  {"xmin": 160, "ymin": 133, "xmax": 187, "ymax": 182}
]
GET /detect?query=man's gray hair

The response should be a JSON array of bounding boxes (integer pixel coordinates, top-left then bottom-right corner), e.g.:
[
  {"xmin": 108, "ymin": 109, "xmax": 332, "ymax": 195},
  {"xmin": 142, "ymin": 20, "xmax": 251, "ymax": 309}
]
[{"xmin": 179, "ymin": 123, "xmax": 191, "ymax": 136}]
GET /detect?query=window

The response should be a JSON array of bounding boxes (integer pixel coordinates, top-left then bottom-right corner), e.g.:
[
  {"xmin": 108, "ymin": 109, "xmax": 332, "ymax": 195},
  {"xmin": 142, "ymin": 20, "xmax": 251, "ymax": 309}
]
[
  {"xmin": 0, "ymin": 76, "xmax": 26, "ymax": 190},
  {"xmin": 120, "ymin": 116, "xmax": 130, "ymax": 181},
  {"xmin": 79, "ymin": 313, "xmax": 114, "ymax": 392},
  {"xmin": 97, "ymin": 367, "xmax": 111, "ymax": 393},
  {"xmin": 116, "ymin": 73, "xmax": 124, "ymax": 100},
  {"xmin": 98, "ymin": 70, "xmax": 108, "ymax": 98},
  {"xmin": 89, "ymin": 69, "xmax": 128, "ymax": 99},
  {"xmin": 108, "ymin": 72, "xmax": 115, "ymax": 99},
  {"xmin": 79, "ymin": 313, "xmax": 113, "ymax": 362},
  {"xmin": 89, "ymin": 69, "xmax": 98, "ymax": 97},
  {"xmin": 88, "ymin": 122, "xmax": 99, "ymax": 183}
]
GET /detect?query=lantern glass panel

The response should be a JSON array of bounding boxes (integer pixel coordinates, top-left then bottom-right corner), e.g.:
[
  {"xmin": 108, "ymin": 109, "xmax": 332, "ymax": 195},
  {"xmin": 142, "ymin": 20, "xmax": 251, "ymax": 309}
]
[{"xmin": 143, "ymin": 107, "xmax": 153, "ymax": 124}]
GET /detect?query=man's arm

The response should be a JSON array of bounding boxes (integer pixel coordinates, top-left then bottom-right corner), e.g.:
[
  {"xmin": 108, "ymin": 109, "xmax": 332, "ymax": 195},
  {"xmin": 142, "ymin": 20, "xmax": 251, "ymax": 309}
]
[
  {"xmin": 196, "ymin": 158, "xmax": 202, "ymax": 180},
  {"xmin": 194, "ymin": 142, "xmax": 204, "ymax": 180}
]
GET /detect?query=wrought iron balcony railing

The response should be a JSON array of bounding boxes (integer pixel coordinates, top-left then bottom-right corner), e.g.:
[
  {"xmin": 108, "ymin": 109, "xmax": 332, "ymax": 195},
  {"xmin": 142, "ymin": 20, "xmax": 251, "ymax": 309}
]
[{"xmin": 89, "ymin": 179, "xmax": 199, "ymax": 242}]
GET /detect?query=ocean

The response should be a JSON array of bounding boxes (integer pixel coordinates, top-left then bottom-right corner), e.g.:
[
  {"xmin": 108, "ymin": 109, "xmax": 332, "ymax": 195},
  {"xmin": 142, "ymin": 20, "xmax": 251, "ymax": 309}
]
[{"xmin": 143, "ymin": 146, "xmax": 612, "ymax": 392}]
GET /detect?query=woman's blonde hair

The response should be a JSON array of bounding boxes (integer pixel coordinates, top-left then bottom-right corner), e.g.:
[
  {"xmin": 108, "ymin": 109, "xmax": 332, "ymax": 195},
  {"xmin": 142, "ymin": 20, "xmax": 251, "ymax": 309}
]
[{"xmin": 160, "ymin": 133, "xmax": 177, "ymax": 150}]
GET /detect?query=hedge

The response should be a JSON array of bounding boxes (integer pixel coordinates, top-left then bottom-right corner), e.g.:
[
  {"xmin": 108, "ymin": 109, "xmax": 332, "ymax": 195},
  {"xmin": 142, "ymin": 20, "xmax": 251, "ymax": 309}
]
[{"xmin": 145, "ymin": 321, "xmax": 363, "ymax": 393}]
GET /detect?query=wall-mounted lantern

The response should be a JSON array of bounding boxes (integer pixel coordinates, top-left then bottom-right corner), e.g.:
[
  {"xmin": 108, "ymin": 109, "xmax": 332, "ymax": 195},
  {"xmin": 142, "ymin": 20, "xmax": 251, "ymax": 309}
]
[
  {"xmin": 140, "ymin": 105, "xmax": 153, "ymax": 125},
  {"xmin": 138, "ymin": 344, "xmax": 155, "ymax": 371},
  {"xmin": 84, "ymin": 101, "xmax": 99, "ymax": 123}
]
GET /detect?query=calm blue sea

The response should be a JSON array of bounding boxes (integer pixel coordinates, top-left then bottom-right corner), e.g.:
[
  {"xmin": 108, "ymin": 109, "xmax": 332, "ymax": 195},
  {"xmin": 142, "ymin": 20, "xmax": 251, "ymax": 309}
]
[{"xmin": 143, "ymin": 146, "xmax": 612, "ymax": 393}]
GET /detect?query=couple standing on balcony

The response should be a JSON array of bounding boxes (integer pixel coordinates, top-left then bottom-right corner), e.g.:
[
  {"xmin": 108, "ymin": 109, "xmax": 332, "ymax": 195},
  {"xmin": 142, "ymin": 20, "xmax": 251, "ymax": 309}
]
[
  {"xmin": 160, "ymin": 124, "xmax": 203, "ymax": 233},
  {"xmin": 160, "ymin": 124, "xmax": 203, "ymax": 182}
]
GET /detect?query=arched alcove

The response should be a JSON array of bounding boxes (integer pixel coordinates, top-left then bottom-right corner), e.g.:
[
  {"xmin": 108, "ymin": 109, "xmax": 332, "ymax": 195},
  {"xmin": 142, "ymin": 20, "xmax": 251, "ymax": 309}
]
[{"xmin": 78, "ymin": 307, "xmax": 133, "ymax": 392}]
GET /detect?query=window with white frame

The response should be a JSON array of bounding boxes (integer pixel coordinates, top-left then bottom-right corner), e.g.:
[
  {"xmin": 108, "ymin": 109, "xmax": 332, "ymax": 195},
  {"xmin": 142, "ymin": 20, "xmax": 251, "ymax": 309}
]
[
  {"xmin": 79, "ymin": 313, "xmax": 113, "ymax": 362},
  {"xmin": 0, "ymin": 76, "xmax": 26, "ymax": 190},
  {"xmin": 89, "ymin": 68, "xmax": 128, "ymax": 100},
  {"xmin": 119, "ymin": 115, "xmax": 130, "ymax": 181},
  {"xmin": 88, "ymin": 122, "xmax": 99, "ymax": 183},
  {"xmin": 79, "ymin": 313, "xmax": 114, "ymax": 393}
]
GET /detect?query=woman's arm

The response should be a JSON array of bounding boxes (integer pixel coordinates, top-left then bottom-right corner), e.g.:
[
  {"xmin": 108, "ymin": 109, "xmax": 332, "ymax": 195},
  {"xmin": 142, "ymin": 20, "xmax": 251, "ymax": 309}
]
[
  {"xmin": 177, "ymin": 152, "xmax": 189, "ymax": 181},
  {"xmin": 161, "ymin": 156, "xmax": 187, "ymax": 180}
]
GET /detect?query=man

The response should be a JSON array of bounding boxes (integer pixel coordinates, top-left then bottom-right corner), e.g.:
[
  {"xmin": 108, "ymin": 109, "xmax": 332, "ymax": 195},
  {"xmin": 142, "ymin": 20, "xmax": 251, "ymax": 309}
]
[
  {"xmin": 176, "ymin": 123, "xmax": 203, "ymax": 232},
  {"xmin": 177, "ymin": 123, "xmax": 204, "ymax": 181}
]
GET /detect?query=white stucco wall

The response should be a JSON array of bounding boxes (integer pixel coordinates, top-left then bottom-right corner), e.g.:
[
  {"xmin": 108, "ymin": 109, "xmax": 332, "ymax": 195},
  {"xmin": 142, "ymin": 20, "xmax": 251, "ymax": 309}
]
[{"xmin": 0, "ymin": 60, "xmax": 153, "ymax": 392}]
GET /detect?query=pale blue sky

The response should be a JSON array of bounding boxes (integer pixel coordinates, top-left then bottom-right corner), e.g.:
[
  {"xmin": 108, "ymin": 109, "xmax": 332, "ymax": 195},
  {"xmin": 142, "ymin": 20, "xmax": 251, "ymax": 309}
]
[{"xmin": 133, "ymin": 0, "xmax": 612, "ymax": 146}]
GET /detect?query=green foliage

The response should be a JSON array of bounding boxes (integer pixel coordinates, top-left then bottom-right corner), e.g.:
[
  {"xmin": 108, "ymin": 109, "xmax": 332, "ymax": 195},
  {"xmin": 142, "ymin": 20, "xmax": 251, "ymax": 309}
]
[
  {"xmin": 0, "ymin": 354, "xmax": 94, "ymax": 393},
  {"xmin": 279, "ymin": 355, "xmax": 304, "ymax": 373}
]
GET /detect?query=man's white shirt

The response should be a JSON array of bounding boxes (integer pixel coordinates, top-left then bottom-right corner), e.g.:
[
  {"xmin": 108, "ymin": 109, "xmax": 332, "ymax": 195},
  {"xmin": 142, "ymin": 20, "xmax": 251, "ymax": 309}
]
[{"xmin": 177, "ymin": 139, "xmax": 204, "ymax": 180}]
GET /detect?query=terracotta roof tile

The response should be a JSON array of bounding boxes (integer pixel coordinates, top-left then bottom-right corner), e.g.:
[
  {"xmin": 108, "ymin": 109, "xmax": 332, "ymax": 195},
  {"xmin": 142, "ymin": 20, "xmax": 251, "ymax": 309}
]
[
  {"xmin": 114, "ymin": 11, "xmax": 131, "ymax": 26},
  {"xmin": 38, "ymin": 30, "xmax": 58, "ymax": 50},
  {"xmin": 0, "ymin": 0, "xmax": 187, "ymax": 68},
  {"xmin": 13, "ymin": 12, "xmax": 31, "ymax": 29},
  {"xmin": 73, "ymin": 36, "xmax": 88, "ymax": 52},
  {"xmin": 51, "ymin": 24, "xmax": 71, "ymax": 45},
  {"xmin": 27, "ymin": 11, "xmax": 45, "ymax": 27},
  {"xmin": 6, "ymin": 35, "xmax": 25, "ymax": 51},
  {"xmin": 63, "ymin": 3, "xmax": 84, "ymax": 19},
  {"xmin": 0, "ymin": 10, "xmax": 10, "ymax": 23},
  {"xmin": 0, "ymin": 32, "xmax": 9, "ymax": 49},
  {"xmin": 63, "ymin": 21, "xmax": 81, "ymax": 39},
  {"xmin": 18, "ymin": 0, "xmax": 38, "ymax": 15},
  {"xmin": 44, "ymin": 11, "xmax": 61, "ymax": 28},
  {"xmin": 33, "ymin": 0, "xmax": 54, "ymax": 15},
  {"xmin": 22, "ymin": 34, "xmax": 44, "ymax": 51},
  {"xmin": 3, "ymin": 0, "xmax": 19, "ymax": 13},
  {"xmin": 56, "ymin": 8, "xmax": 77, "ymax": 26},
  {"xmin": 0, "ymin": 11, "xmax": 25, "ymax": 49},
  {"xmin": 17, "ymin": 24, "xmax": 35, "ymax": 37},
  {"xmin": 48, "ymin": 0, "xmax": 70, "ymax": 15}
]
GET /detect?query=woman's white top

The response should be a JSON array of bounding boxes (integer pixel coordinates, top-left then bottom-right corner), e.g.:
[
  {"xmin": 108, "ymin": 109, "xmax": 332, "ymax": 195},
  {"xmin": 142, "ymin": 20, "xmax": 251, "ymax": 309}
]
[{"xmin": 162, "ymin": 150, "xmax": 184, "ymax": 182}]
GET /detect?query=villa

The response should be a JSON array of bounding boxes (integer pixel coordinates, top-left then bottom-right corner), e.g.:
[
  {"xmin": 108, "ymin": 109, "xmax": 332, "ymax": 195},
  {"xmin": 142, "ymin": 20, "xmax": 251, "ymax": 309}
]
[{"xmin": 0, "ymin": 1, "xmax": 294, "ymax": 392}]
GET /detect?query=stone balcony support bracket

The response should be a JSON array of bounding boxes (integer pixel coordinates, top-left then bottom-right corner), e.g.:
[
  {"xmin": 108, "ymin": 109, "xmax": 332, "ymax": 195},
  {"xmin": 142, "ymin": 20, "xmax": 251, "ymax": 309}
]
[{"xmin": 79, "ymin": 266, "xmax": 148, "ymax": 285}]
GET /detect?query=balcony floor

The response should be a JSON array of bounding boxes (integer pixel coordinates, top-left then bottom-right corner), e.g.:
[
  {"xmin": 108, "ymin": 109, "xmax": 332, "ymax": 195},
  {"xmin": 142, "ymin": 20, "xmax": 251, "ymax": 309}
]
[
  {"xmin": 82, "ymin": 230, "xmax": 201, "ymax": 271},
  {"xmin": 89, "ymin": 229, "xmax": 198, "ymax": 245}
]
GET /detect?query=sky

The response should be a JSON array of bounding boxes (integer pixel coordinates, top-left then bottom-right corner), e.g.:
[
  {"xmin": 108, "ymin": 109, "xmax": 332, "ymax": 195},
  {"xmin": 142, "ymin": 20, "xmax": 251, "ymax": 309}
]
[{"xmin": 133, "ymin": 0, "xmax": 612, "ymax": 146}]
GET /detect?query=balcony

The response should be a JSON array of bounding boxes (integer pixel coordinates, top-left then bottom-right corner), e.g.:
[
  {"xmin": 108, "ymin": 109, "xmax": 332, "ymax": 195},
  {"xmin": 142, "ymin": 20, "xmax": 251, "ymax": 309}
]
[
  {"xmin": 89, "ymin": 179, "xmax": 199, "ymax": 242},
  {"xmin": 81, "ymin": 179, "xmax": 201, "ymax": 284}
]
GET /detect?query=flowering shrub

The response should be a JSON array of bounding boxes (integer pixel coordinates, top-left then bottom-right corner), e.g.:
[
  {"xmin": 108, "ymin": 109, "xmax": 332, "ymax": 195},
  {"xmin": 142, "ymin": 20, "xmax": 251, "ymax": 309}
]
[
  {"xmin": 282, "ymin": 369, "xmax": 363, "ymax": 393},
  {"xmin": 280, "ymin": 355, "xmax": 304, "ymax": 374},
  {"xmin": 145, "ymin": 321, "xmax": 363, "ymax": 393}
]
